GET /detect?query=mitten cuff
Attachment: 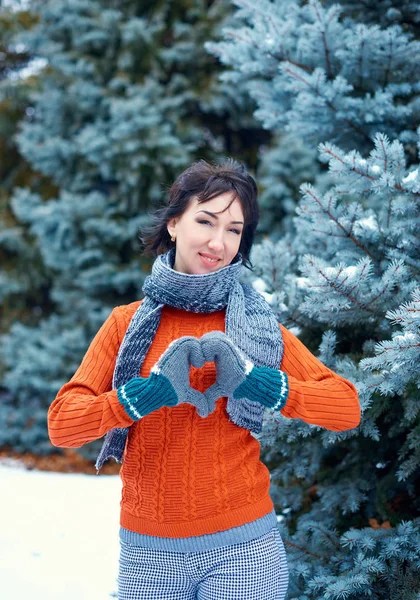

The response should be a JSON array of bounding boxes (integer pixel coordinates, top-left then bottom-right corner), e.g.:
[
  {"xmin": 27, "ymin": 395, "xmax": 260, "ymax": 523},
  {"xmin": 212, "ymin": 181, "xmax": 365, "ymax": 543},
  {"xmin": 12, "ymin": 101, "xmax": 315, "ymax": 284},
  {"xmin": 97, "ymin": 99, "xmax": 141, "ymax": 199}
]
[
  {"xmin": 117, "ymin": 373, "xmax": 177, "ymax": 421},
  {"xmin": 233, "ymin": 366, "xmax": 289, "ymax": 411}
]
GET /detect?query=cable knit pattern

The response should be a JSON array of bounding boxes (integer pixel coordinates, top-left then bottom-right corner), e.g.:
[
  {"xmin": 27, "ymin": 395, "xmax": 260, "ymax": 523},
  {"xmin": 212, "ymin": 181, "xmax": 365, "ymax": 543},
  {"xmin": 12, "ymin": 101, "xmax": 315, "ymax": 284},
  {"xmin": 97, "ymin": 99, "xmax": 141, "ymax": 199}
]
[
  {"xmin": 218, "ymin": 403, "xmax": 230, "ymax": 514},
  {"xmin": 48, "ymin": 300, "xmax": 361, "ymax": 544},
  {"xmin": 186, "ymin": 415, "xmax": 196, "ymax": 521},
  {"xmin": 236, "ymin": 427, "xmax": 255, "ymax": 505},
  {"xmin": 180, "ymin": 409, "xmax": 191, "ymax": 522}
]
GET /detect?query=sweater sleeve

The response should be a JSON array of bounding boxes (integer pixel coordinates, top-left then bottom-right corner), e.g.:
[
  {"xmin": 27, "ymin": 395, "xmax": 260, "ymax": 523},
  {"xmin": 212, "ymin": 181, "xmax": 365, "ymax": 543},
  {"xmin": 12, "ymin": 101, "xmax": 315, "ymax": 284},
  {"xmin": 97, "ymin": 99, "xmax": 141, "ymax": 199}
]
[
  {"xmin": 278, "ymin": 324, "xmax": 361, "ymax": 431},
  {"xmin": 47, "ymin": 307, "xmax": 135, "ymax": 448}
]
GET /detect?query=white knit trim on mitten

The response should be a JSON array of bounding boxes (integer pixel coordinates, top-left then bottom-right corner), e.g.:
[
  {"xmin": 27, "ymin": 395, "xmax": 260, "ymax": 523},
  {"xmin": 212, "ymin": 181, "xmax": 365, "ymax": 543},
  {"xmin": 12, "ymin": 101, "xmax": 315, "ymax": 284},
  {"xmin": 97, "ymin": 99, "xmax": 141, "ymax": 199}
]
[
  {"xmin": 271, "ymin": 371, "xmax": 289, "ymax": 411},
  {"xmin": 119, "ymin": 384, "xmax": 143, "ymax": 420}
]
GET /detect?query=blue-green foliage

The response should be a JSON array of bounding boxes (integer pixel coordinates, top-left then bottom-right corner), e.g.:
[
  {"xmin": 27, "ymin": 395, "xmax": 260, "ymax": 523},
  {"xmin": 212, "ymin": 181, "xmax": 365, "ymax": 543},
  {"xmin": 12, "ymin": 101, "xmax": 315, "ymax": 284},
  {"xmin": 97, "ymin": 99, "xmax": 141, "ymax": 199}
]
[
  {"xmin": 208, "ymin": 0, "xmax": 420, "ymax": 597},
  {"xmin": 206, "ymin": 0, "xmax": 420, "ymax": 150},
  {"xmin": 256, "ymin": 134, "xmax": 322, "ymax": 238},
  {"xmin": 0, "ymin": 4, "xmax": 48, "ymax": 327},
  {"xmin": 283, "ymin": 519, "xmax": 420, "ymax": 600},
  {"xmin": 296, "ymin": 133, "xmax": 418, "ymax": 324}
]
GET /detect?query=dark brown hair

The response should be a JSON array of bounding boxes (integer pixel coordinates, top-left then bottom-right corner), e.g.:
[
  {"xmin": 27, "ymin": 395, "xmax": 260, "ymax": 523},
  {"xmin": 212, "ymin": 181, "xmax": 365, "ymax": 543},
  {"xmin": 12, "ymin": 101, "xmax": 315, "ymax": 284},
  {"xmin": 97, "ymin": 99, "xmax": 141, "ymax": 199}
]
[{"xmin": 139, "ymin": 158, "xmax": 259, "ymax": 270}]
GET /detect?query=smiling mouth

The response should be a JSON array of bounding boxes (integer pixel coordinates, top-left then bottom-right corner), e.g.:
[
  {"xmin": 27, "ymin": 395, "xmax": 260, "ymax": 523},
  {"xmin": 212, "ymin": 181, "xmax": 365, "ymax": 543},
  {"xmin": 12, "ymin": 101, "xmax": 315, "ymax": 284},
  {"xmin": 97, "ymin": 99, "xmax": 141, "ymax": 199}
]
[{"xmin": 199, "ymin": 253, "xmax": 221, "ymax": 264}]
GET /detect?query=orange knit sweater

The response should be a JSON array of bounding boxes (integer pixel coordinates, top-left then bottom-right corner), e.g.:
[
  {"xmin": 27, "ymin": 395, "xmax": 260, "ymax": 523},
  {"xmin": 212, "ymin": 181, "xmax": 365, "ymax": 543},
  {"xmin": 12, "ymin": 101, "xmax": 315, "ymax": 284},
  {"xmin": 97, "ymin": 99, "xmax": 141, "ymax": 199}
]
[{"xmin": 48, "ymin": 301, "xmax": 360, "ymax": 539}]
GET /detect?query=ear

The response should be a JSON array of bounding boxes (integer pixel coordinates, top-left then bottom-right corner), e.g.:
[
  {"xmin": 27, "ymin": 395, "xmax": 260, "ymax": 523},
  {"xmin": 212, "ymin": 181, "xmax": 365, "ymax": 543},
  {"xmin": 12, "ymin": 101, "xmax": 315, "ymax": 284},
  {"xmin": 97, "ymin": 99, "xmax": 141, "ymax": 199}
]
[{"xmin": 167, "ymin": 217, "xmax": 178, "ymax": 238}]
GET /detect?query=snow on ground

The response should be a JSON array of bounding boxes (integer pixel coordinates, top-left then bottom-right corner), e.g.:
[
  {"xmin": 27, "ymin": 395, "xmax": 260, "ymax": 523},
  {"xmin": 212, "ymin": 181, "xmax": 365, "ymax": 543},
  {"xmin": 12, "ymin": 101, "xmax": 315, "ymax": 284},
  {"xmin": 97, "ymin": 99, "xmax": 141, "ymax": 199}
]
[{"xmin": 0, "ymin": 459, "xmax": 122, "ymax": 600}]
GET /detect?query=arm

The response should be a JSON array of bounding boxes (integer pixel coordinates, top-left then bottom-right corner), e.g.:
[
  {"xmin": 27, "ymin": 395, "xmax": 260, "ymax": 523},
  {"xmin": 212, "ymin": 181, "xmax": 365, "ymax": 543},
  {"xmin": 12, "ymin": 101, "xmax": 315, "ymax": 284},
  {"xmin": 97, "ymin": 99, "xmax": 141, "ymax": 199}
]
[
  {"xmin": 278, "ymin": 324, "xmax": 360, "ymax": 431},
  {"xmin": 48, "ymin": 307, "xmax": 135, "ymax": 448},
  {"xmin": 48, "ymin": 308, "xmax": 210, "ymax": 448},
  {"xmin": 201, "ymin": 328, "xmax": 361, "ymax": 433}
]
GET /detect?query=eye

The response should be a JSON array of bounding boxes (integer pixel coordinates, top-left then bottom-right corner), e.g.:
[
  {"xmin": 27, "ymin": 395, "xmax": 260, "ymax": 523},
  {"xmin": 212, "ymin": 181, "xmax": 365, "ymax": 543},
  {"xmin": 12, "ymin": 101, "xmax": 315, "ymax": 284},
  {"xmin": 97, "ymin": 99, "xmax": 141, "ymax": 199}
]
[{"xmin": 197, "ymin": 219, "xmax": 241, "ymax": 235}]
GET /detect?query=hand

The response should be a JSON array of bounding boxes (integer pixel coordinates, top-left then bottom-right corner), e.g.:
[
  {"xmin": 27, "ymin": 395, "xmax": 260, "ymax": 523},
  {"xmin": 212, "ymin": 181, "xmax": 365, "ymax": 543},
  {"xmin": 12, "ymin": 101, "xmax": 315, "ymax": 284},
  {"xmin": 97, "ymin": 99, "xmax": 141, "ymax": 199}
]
[
  {"xmin": 200, "ymin": 331, "xmax": 289, "ymax": 411},
  {"xmin": 153, "ymin": 336, "xmax": 211, "ymax": 417},
  {"xmin": 200, "ymin": 331, "xmax": 251, "ymax": 407},
  {"xmin": 117, "ymin": 336, "xmax": 212, "ymax": 420}
]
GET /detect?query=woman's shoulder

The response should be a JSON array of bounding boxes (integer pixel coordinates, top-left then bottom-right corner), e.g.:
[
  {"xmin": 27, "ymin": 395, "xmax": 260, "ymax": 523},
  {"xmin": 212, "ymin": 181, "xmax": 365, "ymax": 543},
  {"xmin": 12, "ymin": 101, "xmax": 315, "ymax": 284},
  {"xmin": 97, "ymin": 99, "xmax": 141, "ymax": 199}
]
[{"xmin": 112, "ymin": 299, "xmax": 144, "ymax": 329}]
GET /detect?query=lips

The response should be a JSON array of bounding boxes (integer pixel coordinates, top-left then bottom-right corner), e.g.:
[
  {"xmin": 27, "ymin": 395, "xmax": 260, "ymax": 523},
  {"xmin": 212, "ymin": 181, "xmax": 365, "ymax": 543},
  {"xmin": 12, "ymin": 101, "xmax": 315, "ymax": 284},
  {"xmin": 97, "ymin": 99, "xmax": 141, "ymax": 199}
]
[{"xmin": 199, "ymin": 253, "xmax": 221, "ymax": 265}]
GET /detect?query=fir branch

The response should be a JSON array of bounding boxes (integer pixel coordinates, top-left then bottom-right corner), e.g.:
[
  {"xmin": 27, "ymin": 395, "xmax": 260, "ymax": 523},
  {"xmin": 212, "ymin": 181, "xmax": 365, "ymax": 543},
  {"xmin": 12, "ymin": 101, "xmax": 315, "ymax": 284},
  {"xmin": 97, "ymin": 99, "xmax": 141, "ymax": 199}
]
[
  {"xmin": 307, "ymin": 257, "xmax": 376, "ymax": 313},
  {"xmin": 363, "ymin": 261, "xmax": 406, "ymax": 311},
  {"xmin": 310, "ymin": 523, "xmax": 343, "ymax": 551},
  {"xmin": 311, "ymin": 0, "xmax": 333, "ymax": 78},
  {"xmin": 283, "ymin": 539, "xmax": 324, "ymax": 561},
  {"xmin": 224, "ymin": 29, "xmax": 311, "ymax": 74},
  {"xmin": 322, "ymin": 143, "xmax": 420, "ymax": 198},
  {"xmin": 282, "ymin": 64, "xmax": 372, "ymax": 145},
  {"xmin": 303, "ymin": 186, "xmax": 377, "ymax": 261}
]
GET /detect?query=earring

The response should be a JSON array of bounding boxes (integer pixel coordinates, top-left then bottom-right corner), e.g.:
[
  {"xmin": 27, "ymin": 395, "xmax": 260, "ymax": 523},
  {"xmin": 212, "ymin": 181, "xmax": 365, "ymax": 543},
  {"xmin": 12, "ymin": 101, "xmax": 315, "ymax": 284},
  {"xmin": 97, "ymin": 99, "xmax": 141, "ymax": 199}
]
[{"xmin": 171, "ymin": 235, "xmax": 176, "ymax": 242}]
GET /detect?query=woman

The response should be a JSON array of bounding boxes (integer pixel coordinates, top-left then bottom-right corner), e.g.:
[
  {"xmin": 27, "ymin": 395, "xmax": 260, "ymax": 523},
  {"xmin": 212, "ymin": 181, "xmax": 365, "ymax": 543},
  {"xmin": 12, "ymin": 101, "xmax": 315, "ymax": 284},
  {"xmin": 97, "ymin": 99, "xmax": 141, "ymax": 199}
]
[{"xmin": 48, "ymin": 158, "xmax": 361, "ymax": 600}]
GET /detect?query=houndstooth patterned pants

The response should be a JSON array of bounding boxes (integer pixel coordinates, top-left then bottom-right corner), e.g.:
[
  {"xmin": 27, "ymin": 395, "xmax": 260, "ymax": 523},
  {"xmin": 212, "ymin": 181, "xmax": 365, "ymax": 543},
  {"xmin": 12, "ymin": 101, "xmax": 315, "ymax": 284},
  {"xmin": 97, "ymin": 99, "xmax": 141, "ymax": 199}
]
[{"xmin": 118, "ymin": 526, "xmax": 289, "ymax": 599}]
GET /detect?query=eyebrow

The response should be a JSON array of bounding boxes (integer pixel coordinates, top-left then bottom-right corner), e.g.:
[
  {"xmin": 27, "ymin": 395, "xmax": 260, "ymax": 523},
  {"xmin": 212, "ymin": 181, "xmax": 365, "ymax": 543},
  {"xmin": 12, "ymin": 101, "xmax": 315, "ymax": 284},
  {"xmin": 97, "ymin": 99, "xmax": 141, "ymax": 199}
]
[{"xmin": 195, "ymin": 210, "xmax": 244, "ymax": 225}]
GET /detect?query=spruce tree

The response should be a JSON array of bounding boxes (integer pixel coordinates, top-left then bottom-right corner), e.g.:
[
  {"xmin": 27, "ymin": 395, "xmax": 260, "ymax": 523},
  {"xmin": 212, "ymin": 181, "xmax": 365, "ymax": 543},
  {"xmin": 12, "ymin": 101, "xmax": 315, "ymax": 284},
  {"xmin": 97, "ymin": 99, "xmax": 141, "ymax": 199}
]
[
  {"xmin": 208, "ymin": 1, "xmax": 420, "ymax": 598},
  {"xmin": 0, "ymin": 1, "xmax": 48, "ymax": 337},
  {"xmin": 0, "ymin": 0, "xmax": 58, "ymax": 426}
]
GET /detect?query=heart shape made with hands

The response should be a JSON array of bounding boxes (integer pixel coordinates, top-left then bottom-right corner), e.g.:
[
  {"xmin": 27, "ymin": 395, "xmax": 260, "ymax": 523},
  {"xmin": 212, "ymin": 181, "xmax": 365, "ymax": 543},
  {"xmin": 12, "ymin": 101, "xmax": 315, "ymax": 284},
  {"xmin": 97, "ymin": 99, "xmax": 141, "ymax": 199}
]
[{"xmin": 159, "ymin": 332, "xmax": 249, "ymax": 418}]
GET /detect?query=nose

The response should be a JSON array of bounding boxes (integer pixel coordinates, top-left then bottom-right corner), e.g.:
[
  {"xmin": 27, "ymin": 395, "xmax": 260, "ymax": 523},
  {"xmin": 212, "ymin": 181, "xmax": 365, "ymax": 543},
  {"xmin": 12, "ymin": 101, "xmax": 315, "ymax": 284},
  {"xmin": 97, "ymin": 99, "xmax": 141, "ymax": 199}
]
[{"xmin": 207, "ymin": 229, "xmax": 224, "ymax": 253}]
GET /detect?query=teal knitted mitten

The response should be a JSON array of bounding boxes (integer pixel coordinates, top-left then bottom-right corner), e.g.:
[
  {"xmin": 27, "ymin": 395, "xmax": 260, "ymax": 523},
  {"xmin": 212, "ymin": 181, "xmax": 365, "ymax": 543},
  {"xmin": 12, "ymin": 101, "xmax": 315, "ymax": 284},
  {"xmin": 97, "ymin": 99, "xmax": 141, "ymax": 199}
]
[
  {"xmin": 200, "ymin": 331, "xmax": 289, "ymax": 411},
  {"xmin": 117, "ymin": 336, "xmax": 210, "ymax": 420}
]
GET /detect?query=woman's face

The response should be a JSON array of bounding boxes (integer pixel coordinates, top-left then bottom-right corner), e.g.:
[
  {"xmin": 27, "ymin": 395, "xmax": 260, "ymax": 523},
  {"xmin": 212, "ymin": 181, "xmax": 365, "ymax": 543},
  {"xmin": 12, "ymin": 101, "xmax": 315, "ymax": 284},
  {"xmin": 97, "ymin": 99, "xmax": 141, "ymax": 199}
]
[{"xmin": 167, "ymin": 192, "xmax": 245, "ymax": 274}]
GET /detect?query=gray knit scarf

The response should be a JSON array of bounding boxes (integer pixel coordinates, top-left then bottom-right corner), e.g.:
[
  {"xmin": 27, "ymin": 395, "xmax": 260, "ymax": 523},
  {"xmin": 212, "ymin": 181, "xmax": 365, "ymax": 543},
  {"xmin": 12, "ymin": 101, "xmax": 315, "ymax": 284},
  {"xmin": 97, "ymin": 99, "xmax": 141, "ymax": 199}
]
[{"xmin": 95, "ymin": 248, "xmax": 284, "ymax": 472}]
